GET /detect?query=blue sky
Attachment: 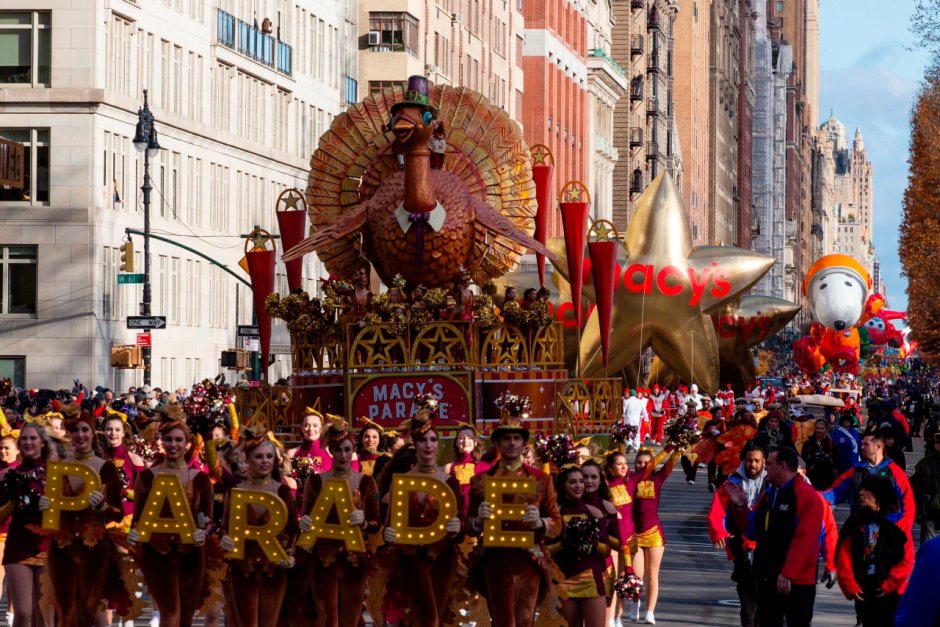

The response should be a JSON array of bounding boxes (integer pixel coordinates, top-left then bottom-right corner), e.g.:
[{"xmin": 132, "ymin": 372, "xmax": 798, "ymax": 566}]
[{"xmin": 819, "ymin": 0, "xmax": 930, "ymax": 312}]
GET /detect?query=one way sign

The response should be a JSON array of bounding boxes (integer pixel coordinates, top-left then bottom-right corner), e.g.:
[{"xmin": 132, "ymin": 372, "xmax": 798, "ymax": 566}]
[{"xmin": 127, "ymin": 316, "xmax": 167, "ymax": 330}]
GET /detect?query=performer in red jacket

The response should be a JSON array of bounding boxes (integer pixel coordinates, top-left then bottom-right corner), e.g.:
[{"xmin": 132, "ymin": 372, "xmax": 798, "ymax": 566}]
[{"xmin": 727, "ymin": 446, "xmax": 824, "ymax": 627}]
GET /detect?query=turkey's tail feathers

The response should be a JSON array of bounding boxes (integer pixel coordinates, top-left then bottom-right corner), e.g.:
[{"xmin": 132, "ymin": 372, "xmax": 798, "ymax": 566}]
[{"xmin": 307, "ymin": 83, "xmax": 537, "ymax": 282}]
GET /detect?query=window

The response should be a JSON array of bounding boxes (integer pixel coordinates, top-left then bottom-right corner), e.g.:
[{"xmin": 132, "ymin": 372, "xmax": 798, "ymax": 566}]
[
  {"xmin": 0, "ymin": 128, "xmax": 49, "ymax": 204},
  {"xmin": 0, "ymin": 245, "xmax": 37, "ymax": 315},
  {"xmin": 368, "ymin": 12, "xmax": 419, "ymax": 56},
  {"xmin": 0, "ymin": 12, "xmax": 50, "ymax": 86},
  {"xmin": 776, "ymin": 1, "xmax": 784, "ymax": 11},
  {"xmin": 368, "ymin": 80, "xmax": 406, "ymax": 97},
  {"xmin": 0, "ymin": 357, "xmax": 24, "ymax": 387}
]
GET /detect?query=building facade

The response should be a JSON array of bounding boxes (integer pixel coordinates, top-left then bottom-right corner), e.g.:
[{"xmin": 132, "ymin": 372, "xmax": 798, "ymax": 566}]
[
  {"xmin": 813, "ymin": 113, "xmax": 876, "ymax": 277},
  {"xmin": 610, "ymin": 0, "xmax": 681, "ymax": 231},
  {"xmin": 673, "ymin": 0, "xmax": 710, "ymax": 244},
  {"xmin": 751, "ymin": 0, "xmax": 791, "ymax": 301},
  {"xmin": 0, "ymin": 0, "xmax": 349, "ymax": 388},
  {"xmin": 586, "ymin": 0, "xmax": 629, "ymax": 222},
  {"xmin": 518, "ymin": 0, "xmax": 588, "ymax": 237},
  {"xmin": 358, "ymin": 0, "xmax": 523, "ymax": 120}
]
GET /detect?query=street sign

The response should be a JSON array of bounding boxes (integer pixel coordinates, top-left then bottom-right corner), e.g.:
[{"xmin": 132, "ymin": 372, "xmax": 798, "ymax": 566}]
[
  {"xmin": 136, "ymin": 332, "xmax": 151, "ymax": 347},
  {"xmin": 118, "ymin": 273, "xmax": 145, "ymax": 284},
  {"xmin": 127, "ymin": 316, "xmax": 167, "ymax": 330},
  {"xmin": 237, "ymin": 325, "xmax": 260, "ymax": 338}
]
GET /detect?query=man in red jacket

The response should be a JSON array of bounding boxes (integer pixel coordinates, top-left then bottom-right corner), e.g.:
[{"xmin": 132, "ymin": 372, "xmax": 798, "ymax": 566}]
[{"xmin": 728, "ymin": 446, "xmax": 824, "ymax": 627}]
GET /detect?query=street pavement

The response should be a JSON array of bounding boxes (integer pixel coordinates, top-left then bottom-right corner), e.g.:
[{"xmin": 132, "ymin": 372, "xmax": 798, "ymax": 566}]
[{"xmin": 0, "ymin": 436, "xmax": 927, "ymax": 626}]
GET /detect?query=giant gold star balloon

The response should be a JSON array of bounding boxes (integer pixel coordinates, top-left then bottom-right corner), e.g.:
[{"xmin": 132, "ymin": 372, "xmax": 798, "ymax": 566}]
[
  {"xmin": 648, "ymin": 295, "xmax": 801, "ymax": 390},
  {"xmin": 575, "ymin": 175, "xmax": 773, "ymax": 391}
]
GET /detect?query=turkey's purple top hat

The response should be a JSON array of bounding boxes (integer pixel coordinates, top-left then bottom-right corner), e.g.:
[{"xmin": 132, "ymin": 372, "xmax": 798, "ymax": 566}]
[{"xmin": 391, "ymin": 75, "xmax": 433, "ymax": 112}]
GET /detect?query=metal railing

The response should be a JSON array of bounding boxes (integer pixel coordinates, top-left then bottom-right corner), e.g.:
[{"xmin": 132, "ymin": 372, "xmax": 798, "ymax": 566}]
[
  {"xmin": 587, "ymin": 48, "xmax": 626, "ymax": 79},
  {"xmin": 216, "ymin": 9, "xmax": 292, "ymax": 76}
]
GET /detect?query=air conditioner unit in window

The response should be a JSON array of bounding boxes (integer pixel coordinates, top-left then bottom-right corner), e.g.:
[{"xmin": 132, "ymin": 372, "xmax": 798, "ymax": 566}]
[
  {"xmin": 425, "ymin": 64, "xmax": 439, "ymax": 75},
  {"xmin": 368, "ymin": 30, "xmax": 381, "ymax": 46},
  {"xmin": 452, "ymin": 13, "xmax": 463, "ymax": 22}
]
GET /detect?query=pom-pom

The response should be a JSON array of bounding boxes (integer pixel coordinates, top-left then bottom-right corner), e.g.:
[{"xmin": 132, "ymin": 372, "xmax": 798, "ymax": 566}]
[
  {"xmin": 613, "ymin": 570, "xmax": 643, "ymax": 601},
  {"xmin": 495, "ymin": 392, "xmax": 532, "ymax": 418},
  {"xmin": 562, "ymin": 516, "xmax": 600, "ymax": 557},
  {"xmin": 663, "ymin": 414, "xmax": 701, "ymax": 449},
  {"xmin": 532, "ymin": 433, "xmax": 577, "ymax": 467},
  {"xmin": 610, "ymin": 421, "xmax": 638, "ymax": 445}
]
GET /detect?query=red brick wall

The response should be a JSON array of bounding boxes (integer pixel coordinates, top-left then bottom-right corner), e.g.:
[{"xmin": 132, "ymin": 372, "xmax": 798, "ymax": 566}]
[{"xmin": 520, "ymin": 0, "xmax": 588, "ymax": 238}]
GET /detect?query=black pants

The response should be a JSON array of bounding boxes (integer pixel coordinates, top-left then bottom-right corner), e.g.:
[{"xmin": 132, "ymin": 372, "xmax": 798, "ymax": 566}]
[
  {"xmin": 858, "ymin": 593, "xmax": 899, "ymax": 627},
  {"xmin": 732, "ymin": 557, "xmax": 758, "ymax": 627},
  {"xmin": 756, "ymin": 580, "xmax": 815, "ymax": 627}
]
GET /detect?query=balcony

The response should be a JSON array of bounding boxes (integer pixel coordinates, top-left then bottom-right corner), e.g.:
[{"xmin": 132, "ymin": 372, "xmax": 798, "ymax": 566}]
[
  {"xmin": 632, "ymin": 0, "xmax": 645, "ymax": 9},
  {"xmin": 630, "ymin": 127, "xmax": 643, "ymax": 148},
  {"xmin": 646, "ymin": 141, "xmax": 660, "ymax": 159},
  {"xmin": 216, "ymin": 9, "xmax": 293, "ymax": 76},
  {"xmin": 648, "ymin": 10, "xmax": 663, "ymax": 32},
  {"xmin": 587, "ymin": 48, "xmax": 628, "ymax": 87},
  {"xmin": 647, "ymin": 52, "xmax": 662, "ymax": 74},
  {"xmin": 630, "ymin": 35, "xmax": 644, "ymax": 57},
  {"xmin": 630, "ymin": 169, "xmax": 644, "ymax": 194},
  {"xmin": 646, "ymin": 97, "xmax": 659, "ymax": 117}
]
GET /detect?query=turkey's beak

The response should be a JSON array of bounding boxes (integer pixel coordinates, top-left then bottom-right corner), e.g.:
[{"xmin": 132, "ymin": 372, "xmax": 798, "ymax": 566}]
[{"xmin": 392, "ymin": 118, "xmax": 416, "ymax": 144}]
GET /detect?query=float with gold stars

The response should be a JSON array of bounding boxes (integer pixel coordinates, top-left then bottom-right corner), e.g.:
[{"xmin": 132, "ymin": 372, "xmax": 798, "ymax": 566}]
[{"xmin": 237, "ymin": 76, "xmax": 794, "ymax": 438}]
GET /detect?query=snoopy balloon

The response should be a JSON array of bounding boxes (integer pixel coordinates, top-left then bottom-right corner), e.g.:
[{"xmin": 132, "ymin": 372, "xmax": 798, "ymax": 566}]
[{"xmin": 793, "ymin": 254, "xmax": 872, "ymax": 375}]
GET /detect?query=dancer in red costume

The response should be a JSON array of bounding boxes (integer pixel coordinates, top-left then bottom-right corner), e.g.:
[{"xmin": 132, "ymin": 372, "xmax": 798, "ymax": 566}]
[
  {"xmin": 0, "ymin": 431, "xmax": 19, "ymax": 622},
  {"xmin": 605, "ymin": 451, "xmax": 638, "ymax": 622},
  {"xmin": 128, "ymin": 420, "xmax": 213, "ymax": 627},
  {"xmin": 378, "ymin": 411, "xmax": 463, "ymax": 626},
  {"xmin": 42, "ymin": 408, "xmax": 139, "ymax": 627},
  {"xmin": 0, "ymin": 423, "xmax": 53, "ymax": 627},
  {"xmin": 355, "ymin": 417, "xmax": 388, "ymax": 477},
  {"xmin": 100, "ymin": 414, "xmax": 145, "ymax": 518},
  {"xmin": 581, "ymin": 459, "xmax": 624, "ymax": 626},
  {"xmin": 549, "ymin": 464, "xmax": 619, "ymax": 627},
  {"xmin": 286, "ymin": 409, "xmax": 332, "ymax": 514},
  {"xmin": 300, "ymin": 420, "xmax": 380, "ymax": 627},
  {"xmin": 444, "ymin": 422, "xmax": 491, "ymax": 516},
  {"xmin": 220, "ymin": 433, "xmax": 298, "ymax": 627},
  {"xmin": 631, "ymin": 446, "xmax": 681, "ymax": 625}
]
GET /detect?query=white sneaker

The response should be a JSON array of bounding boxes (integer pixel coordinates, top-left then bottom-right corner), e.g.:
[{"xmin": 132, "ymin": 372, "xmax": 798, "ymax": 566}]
[
  {"xmin": 645, "ymin": 611, "xmax": 656, "ymax": 624},
  {"xmin": 627, "ymin": 599, "xmax": 641, "ymax": 621},
  {"xmin": 151, "ymin": 612, "xmax": 160, "ymax": 627}
]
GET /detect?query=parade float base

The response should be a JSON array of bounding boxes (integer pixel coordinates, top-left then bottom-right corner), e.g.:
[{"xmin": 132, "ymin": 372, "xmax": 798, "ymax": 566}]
[{"xmin": 234, "ymin": 321, "xmax": 621, "ymax": 439}]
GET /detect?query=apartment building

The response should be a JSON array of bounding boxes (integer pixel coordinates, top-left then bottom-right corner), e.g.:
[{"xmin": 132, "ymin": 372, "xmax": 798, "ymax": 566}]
[{"xmin": 0, "ymin": 0, "xmax": 351, "ymax": 388}]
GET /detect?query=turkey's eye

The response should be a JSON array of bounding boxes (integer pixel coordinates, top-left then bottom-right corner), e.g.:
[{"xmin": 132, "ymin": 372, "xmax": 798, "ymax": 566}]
[
  {"xmin": 820, "ymin": 283, "xmax": 827, "ymax": 290},
  {"xmin": 845, "ymin": 281, "xmax": 852, "ymax": 287}
]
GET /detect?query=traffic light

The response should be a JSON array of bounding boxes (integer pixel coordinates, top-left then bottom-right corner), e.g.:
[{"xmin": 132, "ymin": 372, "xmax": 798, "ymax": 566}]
[{"xmin": 120, "ymin": 239, "xmax": 135, "ymax": 273}]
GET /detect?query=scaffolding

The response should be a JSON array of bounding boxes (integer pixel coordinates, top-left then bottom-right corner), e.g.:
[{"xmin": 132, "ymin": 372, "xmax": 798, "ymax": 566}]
[{"xmin": 751, "ymin": 2, "xmax": 789, "ymax": 300}]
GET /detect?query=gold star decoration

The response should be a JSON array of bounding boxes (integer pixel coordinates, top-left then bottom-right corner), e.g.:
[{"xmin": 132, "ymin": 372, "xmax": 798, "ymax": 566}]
[
  {"xmin": 565, "ymin": 186, "xmax": 584, "ymax": 202},
  {"xmin": 414, "ymin": 324, "xmax": 464, "ymax": 364},
  {"xmin": 363, "ymin": 327, "xmax": 406, "ymax": 366},
  {"xmin": 278, "ymin": 188, "xmax": 305, "ymax": 211},
  {"xmin": 530, "ymin": 144, "xmax": 552, "ymax": 166},
  {"xmin": 570, "ymin": 174, "xmax": 774, "ymax": 391}
]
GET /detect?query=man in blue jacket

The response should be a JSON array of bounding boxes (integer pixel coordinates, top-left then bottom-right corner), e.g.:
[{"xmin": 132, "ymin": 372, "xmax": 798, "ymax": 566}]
[{"xmin": 895, "ymin": 535, "xmax": 940, "ymax": 626}]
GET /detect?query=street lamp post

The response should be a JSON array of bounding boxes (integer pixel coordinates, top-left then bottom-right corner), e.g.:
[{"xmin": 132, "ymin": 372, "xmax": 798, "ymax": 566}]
[{"xmin": 132, "ymin": 90, "xmax": 162, "ymax": 386}]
